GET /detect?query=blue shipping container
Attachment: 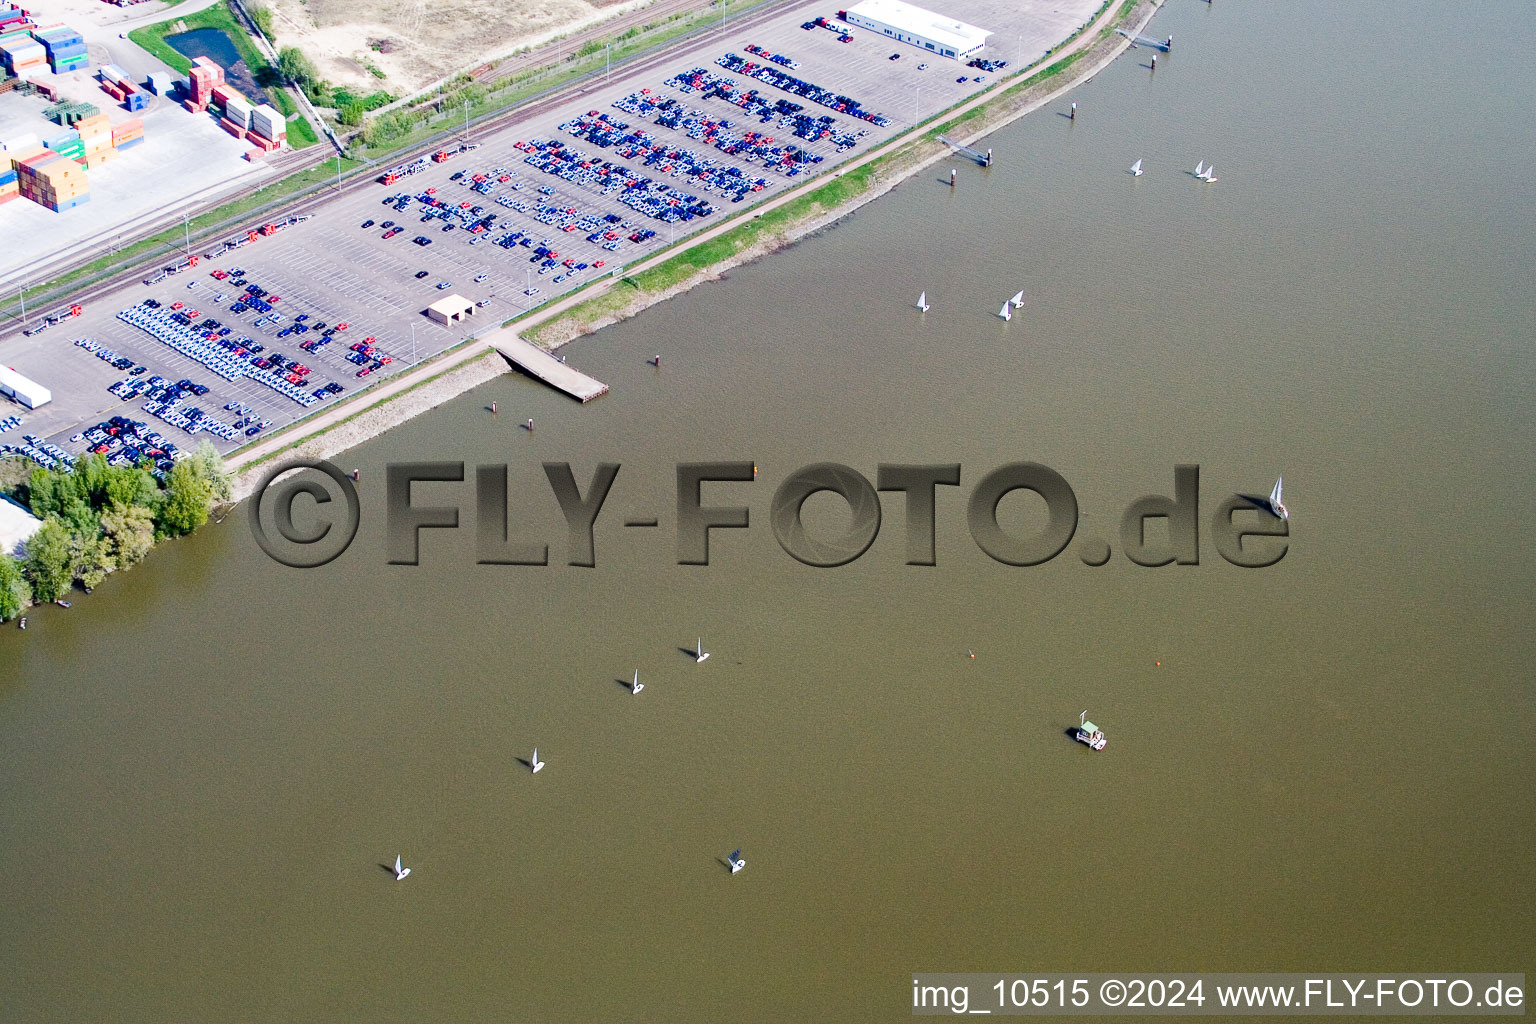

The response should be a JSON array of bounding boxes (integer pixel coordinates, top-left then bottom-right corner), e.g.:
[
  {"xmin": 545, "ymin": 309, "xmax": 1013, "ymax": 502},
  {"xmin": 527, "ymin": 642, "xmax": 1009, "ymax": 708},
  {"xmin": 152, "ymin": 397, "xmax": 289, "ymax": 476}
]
[
  {"xmin": 125, "ymin": 93, "xmax": 145, "ymax": 111},
  {"xmin": 46, "ymin": 41, "xmax": 87, "ymax": 60},
  {"xmin": 0, "ymin": 170, "xmax": 16, "ymax": 186},
  {"xmin": 46, "ymin": 194, "xmax": 91, "ymax": 212},
  {"xmin": 114, "ymin": 136, "xmax": 144, "ymax": 151}
]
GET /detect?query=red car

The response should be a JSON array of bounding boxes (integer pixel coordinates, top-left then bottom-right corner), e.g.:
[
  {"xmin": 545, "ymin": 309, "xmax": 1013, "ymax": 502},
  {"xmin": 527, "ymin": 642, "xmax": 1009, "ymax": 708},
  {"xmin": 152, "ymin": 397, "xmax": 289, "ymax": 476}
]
[
  {"xmin": 268, "ymin": 295, "xmax": 281, "ymax": 303},
  {"xmin": 356, "ymin": 368, "xmax": 372, "ymax": 377}
]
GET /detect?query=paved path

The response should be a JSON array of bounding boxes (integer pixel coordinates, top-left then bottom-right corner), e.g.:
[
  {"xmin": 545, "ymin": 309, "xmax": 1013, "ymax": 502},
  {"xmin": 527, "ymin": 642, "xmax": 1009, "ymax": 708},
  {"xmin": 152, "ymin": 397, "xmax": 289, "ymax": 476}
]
[{"xmin": 227, "ymin": 0, "xmax": 1154, "ymax": 474}]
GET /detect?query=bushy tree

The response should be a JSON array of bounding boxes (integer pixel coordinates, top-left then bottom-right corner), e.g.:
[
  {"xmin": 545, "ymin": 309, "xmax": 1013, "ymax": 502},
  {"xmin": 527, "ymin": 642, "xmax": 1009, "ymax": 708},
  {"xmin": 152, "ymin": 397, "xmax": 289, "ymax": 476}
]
[
  {"xmin": 190, "ymin": 441, "xmax": 232, "ymax": 503},
  {"xmin": 277, "ymin": 46, "xmax": 317, "ymax": 87},
  {"xmin": 101, "ymin": 503, "xmax": 156, "ymax": 570},
  {"xmin": 23, "ymin": 517, "xmax": 73, "ymax": 603},
  {"xmin": 156, "ymin": 460, "xmax": 212, "ymax": 537},
  {"xmin": 0, "ymin": 554, "xmax": 28, "ymax": 621},
  {"xmin": 68, "ymin": 530, "xmax": 113, "ymax": 590}
]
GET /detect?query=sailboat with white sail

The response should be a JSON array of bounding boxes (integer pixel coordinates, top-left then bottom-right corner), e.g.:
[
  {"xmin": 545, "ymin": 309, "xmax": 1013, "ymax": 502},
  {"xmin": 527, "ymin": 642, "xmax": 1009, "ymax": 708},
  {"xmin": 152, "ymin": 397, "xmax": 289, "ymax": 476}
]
[
  {"xmin": 1267, "ymin": 477, "xmax": 1288, "ymax": 519},
  {"xmin": 915, "ymin": 291, "xmax": 929, "ymax": 312},
  {"xmin": 998, "ymin": 302, "xmax": 1011, "ymax": 321},
  {"xmin": 1009, "ymin": 290, "xmax": 1024, "ymax": 309},
  {"xmin": 1130, "ymin": 158, "xmax": 1144, "ymax": 176}
]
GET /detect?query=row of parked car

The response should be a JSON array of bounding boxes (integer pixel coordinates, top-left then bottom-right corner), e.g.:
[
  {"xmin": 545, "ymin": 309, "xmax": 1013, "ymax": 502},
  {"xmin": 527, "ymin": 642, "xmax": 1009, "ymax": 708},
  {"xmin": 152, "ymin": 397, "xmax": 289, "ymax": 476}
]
[{"xmin": 1, "ymin": 433, "xmax": 74, "ymax": 472}]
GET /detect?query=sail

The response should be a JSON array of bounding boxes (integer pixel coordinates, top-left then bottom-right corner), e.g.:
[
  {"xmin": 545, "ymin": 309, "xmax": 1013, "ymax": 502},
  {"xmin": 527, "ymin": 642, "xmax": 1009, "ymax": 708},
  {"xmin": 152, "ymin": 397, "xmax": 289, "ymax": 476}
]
[
  {"xmin": 1270, "ymin": 477, "xmax": 1283, "ymax": 505},
  {"xmin": 1130, "ymin": 159, "xmax": 1142, "ymax": 174},
  {"xmin": 999, "ymin": 303, "xmax": 1011, "ymax": 319},
  {"xmin": 1010, "ymin": 290, "xmax": 1024, "ymax": 307},
  {"xmin": 1195, "ymin": 161, "xmax": 1203, "ymax": 176},
  {"xmin": 917, "ymin": 291, "xmax": 926, "ymax": 307}
]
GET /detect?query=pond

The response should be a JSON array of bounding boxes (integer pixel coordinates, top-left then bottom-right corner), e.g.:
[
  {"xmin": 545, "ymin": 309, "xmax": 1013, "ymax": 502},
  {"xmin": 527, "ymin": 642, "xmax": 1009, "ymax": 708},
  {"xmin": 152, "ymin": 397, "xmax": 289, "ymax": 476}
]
[{"xmin": 166, "ymin": 27, "xmax": 267, "ymax": 106}]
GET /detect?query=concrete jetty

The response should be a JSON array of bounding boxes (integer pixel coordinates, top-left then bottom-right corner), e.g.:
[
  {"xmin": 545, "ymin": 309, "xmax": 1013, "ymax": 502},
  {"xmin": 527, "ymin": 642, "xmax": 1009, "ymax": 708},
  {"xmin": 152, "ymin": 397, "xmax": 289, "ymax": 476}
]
[{"xmin": 488, "ymin": 334, "xmax": 609, "ymax": 402}]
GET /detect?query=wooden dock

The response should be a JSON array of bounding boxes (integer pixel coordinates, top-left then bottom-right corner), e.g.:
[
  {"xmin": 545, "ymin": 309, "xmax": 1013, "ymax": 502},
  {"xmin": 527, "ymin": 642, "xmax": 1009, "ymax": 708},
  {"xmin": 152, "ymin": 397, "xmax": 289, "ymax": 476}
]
[{"xmin": 488, "ymin": 335, "xmax": 609, "ymax": 402}]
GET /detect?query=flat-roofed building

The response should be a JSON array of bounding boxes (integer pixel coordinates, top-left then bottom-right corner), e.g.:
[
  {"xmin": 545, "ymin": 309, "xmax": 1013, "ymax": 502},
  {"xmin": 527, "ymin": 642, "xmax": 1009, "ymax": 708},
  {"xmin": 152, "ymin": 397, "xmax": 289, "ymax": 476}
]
[
  {"xmin": 844, "ymin": 0, "xmax": 990, "ymax": 60},
  {"xmin": 426, "ymin": 294, "xmax": 476, "ymax": 325}
]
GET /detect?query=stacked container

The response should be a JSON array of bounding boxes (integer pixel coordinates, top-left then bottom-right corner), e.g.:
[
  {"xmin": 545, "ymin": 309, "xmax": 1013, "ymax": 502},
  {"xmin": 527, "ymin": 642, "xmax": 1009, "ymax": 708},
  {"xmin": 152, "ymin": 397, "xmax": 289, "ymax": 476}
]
[
  {"xmin": 248, "ymin": 103, "xmax": 285, "ymax": 150},
  {"xmin": 16, "ymin": 149, "xmax": 89, "ymax": 211},
  {"xmin": 187, "ymin": 55, "xmax": 222, "ymax": 110},
  {"xmin": 0, "ymin": 4, "xmax": 34, "ymax": 34},
  {"xmin": 111, "ymin": 116, "xmax": 143, "ymax": 152},
  {"xmin": 33, "ymin": 25, "xmax": 87, "ymax": 74},
  {"xmin": 0, "ymin": 166, "xmax": 18, "ymax": 206},
  {"xmin": 146, "ymin": 71, "xmax": 171, "ymax": 95},
  {"xmin": 74, "ymin": 112, "xmax": 115, "ymax": 168},
  {"xmin": 0, "ymin": 32, "xmax": 46, "ymax": 77},
  {"xmin": 43, "ymin": 127, "xmax": 83, "ymax": 163}
]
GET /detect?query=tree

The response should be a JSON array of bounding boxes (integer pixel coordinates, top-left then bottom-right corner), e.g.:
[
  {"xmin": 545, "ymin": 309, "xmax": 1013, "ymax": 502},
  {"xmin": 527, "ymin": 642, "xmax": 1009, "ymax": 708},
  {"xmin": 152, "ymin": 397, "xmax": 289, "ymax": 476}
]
[
  {"xmin": 250, "ymin": 4, "xmax": 275, "ymax": 39},
  {"xmin": 68, "ymin": 530, "xmax": 112, "ymax": 590},
  {"xmin": 338, "ymin": 100, "xmax": 365, "ymax": 126},
  {"xmin": 156, "ymin": 460, "xmax": 212, "ymax": 536},
  {"xmin": 23, "ymin": 517, "xmax": 73, "ymax": 603},
  {"xmin": 277, "ymin": 46, "xmax": 317, "ymax": 87},
  {"xmin": 0, "ymin": 554, "xmax": 28, "ymax": 621},
  {"xmin": 190, "ymin": 441, "xmax": 232, "ymax": 503},
  {"xmin": 101, "ymin": 503, "xmax": 156, "ymax": 570}
]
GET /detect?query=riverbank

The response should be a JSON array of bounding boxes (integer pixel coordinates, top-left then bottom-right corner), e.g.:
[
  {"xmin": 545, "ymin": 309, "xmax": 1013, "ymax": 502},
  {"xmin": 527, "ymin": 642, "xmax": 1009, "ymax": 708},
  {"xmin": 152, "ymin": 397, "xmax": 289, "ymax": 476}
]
[{"xmin": 226, "ymin": 0, "xmax": 1158, "ymax": 501}]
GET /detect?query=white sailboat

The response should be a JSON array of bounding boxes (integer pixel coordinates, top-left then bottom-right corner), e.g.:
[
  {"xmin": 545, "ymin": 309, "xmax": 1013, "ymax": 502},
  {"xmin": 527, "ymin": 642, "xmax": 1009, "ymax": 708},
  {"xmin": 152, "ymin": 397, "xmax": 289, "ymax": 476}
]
[
  {"xmin": 728, "ymin": 849, "xmax": 746, "ymax": 874},
  {"xmin": 631, "ymin": 669, "xmax": 644, "ymax": 694},
  {"xmin": 1201, "ymin": 163, "xmax": 1217, "ymax": 183},
  {"xmin": 1268, "ymin": 476, "xmax": 1288, "ymax": 520},
  {"xmin": 915, "ymin": 291, "xmax": 929, "ymax": 312},
  {"xmin": 1193, "ymin": 160, "xmax": 1204, "ymax": 179},
  {"xmin": 998, "ymin": 302, "xmax": 1011, "ymax": 321},
  {"xmin": 695, "ymin": 638, "xmax": 710, "ymax": 664},
  {"xmin": 394, "ymin": 854, "xmax": 411, "ymax": 880},
  {"xmin": 530, "ymin": 747, "xmax": 544, "ymax": 773},
  {"xmin": 1130, "ymin": 158, "xmax": 1143, "ymax": 176},
  {"xmin": 1009, "ymin": 289, "xmax": 1024, "ymax": 309}
]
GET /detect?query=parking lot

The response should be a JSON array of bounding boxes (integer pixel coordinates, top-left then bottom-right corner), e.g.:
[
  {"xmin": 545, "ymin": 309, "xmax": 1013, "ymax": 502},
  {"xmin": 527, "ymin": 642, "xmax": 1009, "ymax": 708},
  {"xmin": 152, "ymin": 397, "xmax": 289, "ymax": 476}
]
[{"xmin": 0, "ymin": 0, "xmax": 1099, "ymax": 463}]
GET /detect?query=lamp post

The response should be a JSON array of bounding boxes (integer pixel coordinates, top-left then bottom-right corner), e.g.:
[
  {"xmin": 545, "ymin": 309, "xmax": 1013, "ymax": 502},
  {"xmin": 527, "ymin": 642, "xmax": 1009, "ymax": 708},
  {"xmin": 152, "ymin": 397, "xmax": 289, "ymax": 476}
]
[{"xmin": 182, "ymin": 205, "xmax": 191, "ymax": 260}]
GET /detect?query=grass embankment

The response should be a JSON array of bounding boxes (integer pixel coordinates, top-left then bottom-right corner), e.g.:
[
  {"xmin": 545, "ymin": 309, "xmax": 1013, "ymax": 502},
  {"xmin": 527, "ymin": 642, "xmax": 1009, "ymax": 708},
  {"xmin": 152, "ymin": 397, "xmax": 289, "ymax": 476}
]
[{"xmin": 127, "ymin": 1, "xmax": 319, "ymax": 149}]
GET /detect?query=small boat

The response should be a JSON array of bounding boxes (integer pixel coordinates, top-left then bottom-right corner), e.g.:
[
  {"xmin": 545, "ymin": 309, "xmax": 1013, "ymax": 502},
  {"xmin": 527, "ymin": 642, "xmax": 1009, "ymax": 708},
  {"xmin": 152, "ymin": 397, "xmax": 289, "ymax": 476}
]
[
  {"xmin": 17, "ymin": 617, "xmax": 25, "ymax": 630},
  {"xmin": 695, "ymin": 638, "xmax": 710, "ymax": 664},
  {"xmin": 1075, "ymin": 710, "xmax": 1107, "ymax": 751},
  {"xmin": 55, "ymin": 600, "xmax": 71, "ymax": 608},
  {"xmin": 1201, "ymin": 164, "xmax": 1217, "ymax": 183},
  {"xmin": 631, "ymin": 669, "xmax": 644, "ymax": 694},
  {"xmin": 1267, "ymin": 476, "xmax": 1288, "ymax": 520},
  {"xmin": 1009, "ymin": 290, "xmax": 1024, "ymax": 309},
  {"xmin": 1194, "ymin": 160, "xmax": 1204, "ymax": 178},
  {"xmin": 728, "ymin": 849, "xmax": 746, "ymax": 874},
  {"xmin": 530, "ymin": 747, "xmax": 544, "ymax": 773},
  {"xmin": 998, "ymin": 302, "xmax": 1011, "ymax": 322},
  {"xmin": 394, "ymin": 854, "xmax": 411, "ymax": 881},
  {"xmin": 1130, "ymin": 158, "xmax": 1143, "ymax": 176},
  {"xmin": 915, "ymin": 291, "xmax": 929, "ymax": 312}
]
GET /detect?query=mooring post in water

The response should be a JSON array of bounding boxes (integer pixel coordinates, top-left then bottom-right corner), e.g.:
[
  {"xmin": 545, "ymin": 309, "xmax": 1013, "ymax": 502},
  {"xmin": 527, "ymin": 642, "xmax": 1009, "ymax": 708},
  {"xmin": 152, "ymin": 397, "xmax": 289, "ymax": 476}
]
[
  {"xmin": 986, "ymin": 148, "xmax": 992, "ymax": 166},
  {"xmin": 491, "ymin": 401, "xmax": 497, "ymax": 415},
  {"xmin": 1150, "ymin": 55, "xmax": 1156, "ymax": 70},
  {"xmin": 1167, "ymin": 34, "xmax": 1173, "ymax": 49},
  {"xmin": 950, "ymin": 168, "xmax": 957, "ymax": 186},
  {"xmin": 1070, "ymin": 102, "xmax": 1076, "ymax": 120},
  {"xmin": 352, "ymin": 469, "xmax": 359, "ymax": 482},
  {"xmin": 527, "ymin": 418, "xmax": 534, "ymax": 432}
]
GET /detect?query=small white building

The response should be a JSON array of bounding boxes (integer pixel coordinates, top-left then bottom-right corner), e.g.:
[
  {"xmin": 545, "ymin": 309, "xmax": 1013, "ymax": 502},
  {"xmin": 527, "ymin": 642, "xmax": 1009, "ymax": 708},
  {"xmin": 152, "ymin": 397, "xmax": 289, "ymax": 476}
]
[
  {"xmin": 0, "ymin": 365, "xmax": 50, "ymax": 409},
  {"xmin": 843, "ymin": 0, "xmax": 991, "ymax": 60}
]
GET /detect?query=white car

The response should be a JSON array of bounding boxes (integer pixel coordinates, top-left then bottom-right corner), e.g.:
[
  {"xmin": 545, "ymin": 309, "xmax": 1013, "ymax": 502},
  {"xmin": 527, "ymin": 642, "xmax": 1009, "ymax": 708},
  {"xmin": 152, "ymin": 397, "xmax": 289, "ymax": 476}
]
[{"xmin": 474, "ymin": 274, "xmax": 488, "ymax": 283}]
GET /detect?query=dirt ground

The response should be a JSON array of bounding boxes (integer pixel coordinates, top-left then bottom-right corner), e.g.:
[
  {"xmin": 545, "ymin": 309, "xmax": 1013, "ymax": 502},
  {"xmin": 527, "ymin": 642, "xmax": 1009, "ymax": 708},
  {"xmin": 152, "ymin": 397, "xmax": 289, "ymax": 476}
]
[{"xmin": 263, "ymin": 0, "xmax": 645, "ymax": 97}]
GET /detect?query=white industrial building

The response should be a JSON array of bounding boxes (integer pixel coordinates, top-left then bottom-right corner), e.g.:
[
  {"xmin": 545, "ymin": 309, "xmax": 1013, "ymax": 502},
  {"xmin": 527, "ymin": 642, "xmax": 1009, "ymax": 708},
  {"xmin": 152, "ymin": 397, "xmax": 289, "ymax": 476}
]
[
  {"xmin": 0, "ymin": 365, "xmax": 50, "ymax": 409},
  {"xmin": 843, "ymin": 0, "xmax": 991, "ymax": 60}
]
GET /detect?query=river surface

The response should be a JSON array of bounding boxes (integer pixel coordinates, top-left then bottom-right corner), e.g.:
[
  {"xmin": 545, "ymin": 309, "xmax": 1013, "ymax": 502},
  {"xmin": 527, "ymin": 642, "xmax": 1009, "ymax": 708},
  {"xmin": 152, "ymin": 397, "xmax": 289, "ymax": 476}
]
[{"xmin": 3, "ymin": 2, "xmax": 1533, "ymax": 1020}]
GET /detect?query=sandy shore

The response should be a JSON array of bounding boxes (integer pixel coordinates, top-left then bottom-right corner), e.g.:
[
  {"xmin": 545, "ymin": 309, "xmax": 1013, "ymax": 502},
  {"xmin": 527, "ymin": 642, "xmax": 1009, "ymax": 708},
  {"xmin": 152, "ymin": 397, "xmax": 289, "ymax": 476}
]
[{"xmin": 229, "ymin": 0, "xmax": 1160, "ymax": 502}]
